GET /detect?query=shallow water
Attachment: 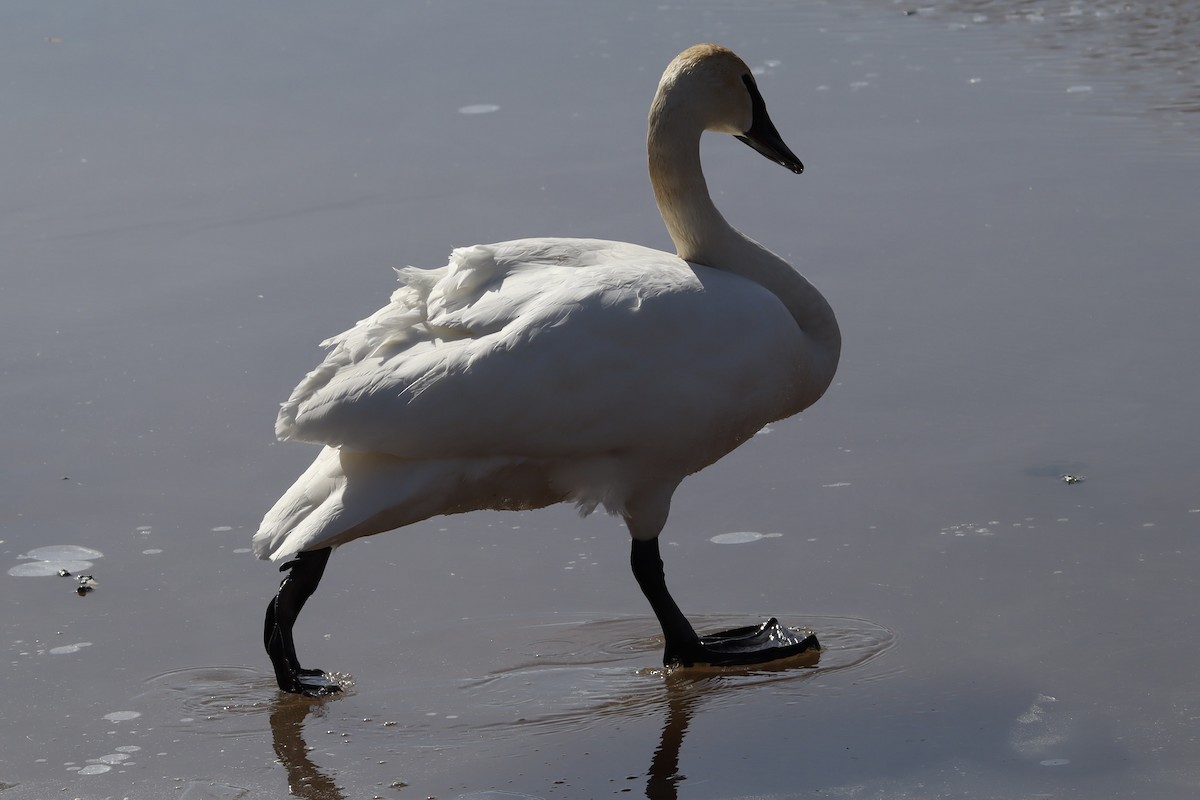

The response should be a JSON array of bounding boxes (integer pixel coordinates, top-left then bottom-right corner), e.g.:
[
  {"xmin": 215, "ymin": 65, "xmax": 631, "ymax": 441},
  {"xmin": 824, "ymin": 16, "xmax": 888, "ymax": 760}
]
[{"xmin": 2, "ymin": 1, "xmax": 1198, "ymax": 798}]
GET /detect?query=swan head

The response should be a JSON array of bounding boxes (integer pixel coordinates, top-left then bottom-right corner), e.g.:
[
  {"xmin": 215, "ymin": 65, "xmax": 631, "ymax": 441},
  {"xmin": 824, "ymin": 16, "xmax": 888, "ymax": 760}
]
[{"xmin": 653, "ymin": 44, "xmax": 803, "ymax": 175}]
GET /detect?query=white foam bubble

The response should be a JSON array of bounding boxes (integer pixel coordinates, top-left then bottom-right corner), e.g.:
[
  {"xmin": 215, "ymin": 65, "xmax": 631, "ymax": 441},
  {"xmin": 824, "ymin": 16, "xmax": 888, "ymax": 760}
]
[
  {"xmin": 8, "ymin": 560, "xmax": 93, "ymax": 576},
  {"xmin": 10, "ymin": 544, "xmax": 105, "ymax": 576},
  {"xmin": 23, "ymin": 545, "xmax": 104, "ymax": 561},
  {"xmin": 78, "ymin": 764, "xmax": 111, "ymax": 775},
  {"xmin": 91, "ymin": 753, "xmax": 130, "ymax": 764},
  {"xmin": 709, "ymin": 531, "xmax": 783, "ymax": 545},
  {"xmin": 458, "ymin": 103, "xmax": 500, "ymax": 115},
  {"xmin": 103, "ymin": 711, "xmax": 141, "ymax": 723}
]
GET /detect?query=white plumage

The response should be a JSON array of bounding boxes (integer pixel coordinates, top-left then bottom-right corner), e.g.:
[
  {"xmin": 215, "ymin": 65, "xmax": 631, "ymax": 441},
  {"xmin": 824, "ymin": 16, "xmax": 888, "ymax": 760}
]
[
  {"xmin": 256, "ymin": 238, "xmax": 821, "ymax": 561},
  {"xmin": 257, "ymin": 44, "xmax": 841, "ymax": 694}
]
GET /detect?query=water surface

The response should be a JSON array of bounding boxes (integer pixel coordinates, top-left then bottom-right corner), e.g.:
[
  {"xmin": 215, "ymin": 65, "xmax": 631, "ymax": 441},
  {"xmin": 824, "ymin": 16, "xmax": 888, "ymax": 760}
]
[{"xmin": 2, "ymin": 1, "xmax": 1197, "ymax": 798}]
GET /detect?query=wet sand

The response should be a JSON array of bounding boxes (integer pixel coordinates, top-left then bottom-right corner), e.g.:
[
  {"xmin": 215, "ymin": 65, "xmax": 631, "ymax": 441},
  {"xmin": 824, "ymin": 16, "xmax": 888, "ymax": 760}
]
[{"xmin": 2, "ymin": 1, "xmax": 1198, "ymax": 798}]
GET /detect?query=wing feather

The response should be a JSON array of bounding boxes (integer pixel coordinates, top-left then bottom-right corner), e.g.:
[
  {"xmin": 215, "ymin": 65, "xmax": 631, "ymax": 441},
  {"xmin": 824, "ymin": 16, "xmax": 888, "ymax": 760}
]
[{"xmin": 277, "ymin": 237, "xmax": 801, "ymax": 465}]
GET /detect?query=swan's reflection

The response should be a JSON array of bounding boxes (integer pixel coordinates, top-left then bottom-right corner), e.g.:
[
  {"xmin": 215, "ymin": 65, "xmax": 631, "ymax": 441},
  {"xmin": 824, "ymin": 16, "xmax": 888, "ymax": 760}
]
[
  {"xmin": 645, "ymin": 653, "xmax": 820, "ymax": 800},
  {"xmin": 645, "ymin": 674, "xmax": 697, "ymax": 800},
  {"xmin": 267, "ymin": 649, "xmax": 821, "ymax": 800},
  {"xmin": 268, "ymin": 695, "xmax": 345, "ymax": 800}
]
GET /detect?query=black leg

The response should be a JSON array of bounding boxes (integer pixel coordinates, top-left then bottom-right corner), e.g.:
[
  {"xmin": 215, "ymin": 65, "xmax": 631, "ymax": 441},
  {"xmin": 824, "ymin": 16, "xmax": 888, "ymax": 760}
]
[
  {"xmin": 264, "ymin": 547, "xmax": 339, "ymax": 695},
  {"xmin": 630, "ymin": 537, "xmax": 821, "ymax": 669},
  {"xmin": 631, "ymin": 538, "xmax": 701, "ymax": 666}
]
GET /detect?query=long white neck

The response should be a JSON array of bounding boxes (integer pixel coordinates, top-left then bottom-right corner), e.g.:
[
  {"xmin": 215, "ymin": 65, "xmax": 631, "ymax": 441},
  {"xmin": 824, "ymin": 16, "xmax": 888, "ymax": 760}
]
[{"xmin": 647, "ymin": 100, "xmax": 842, "ymax": 396}]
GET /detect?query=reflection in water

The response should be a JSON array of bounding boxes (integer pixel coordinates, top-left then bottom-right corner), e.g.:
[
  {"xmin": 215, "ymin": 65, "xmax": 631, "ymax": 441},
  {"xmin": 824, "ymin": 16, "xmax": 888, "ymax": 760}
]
[
  {"xmin": 136, "ymin": 666, "xmax": 349, "ymax": 797},
  {"xmin": 645, "ymin": 653, "xmax": 821, "ymax": 800},
  {"xmin": 463, "ymin": 615, "xmax": 891, "ymax": 737},
  {"xmin": 269, "ymin": 696, "xmax": 345, "ymax": 800},
  {"xmin": 925, "ymin": 0, "xmax": 1200, "ymax": 118},
  {"xmin": 264, "ymin": 618, "xmax": 887, "ymax": 798},
  {"xmin": 263, "ymin": 663, "xmax": 818, "ymax": 800},
  {"xmin": 646, "ymin": 676, "xmax": 697, "ymax": 800}
]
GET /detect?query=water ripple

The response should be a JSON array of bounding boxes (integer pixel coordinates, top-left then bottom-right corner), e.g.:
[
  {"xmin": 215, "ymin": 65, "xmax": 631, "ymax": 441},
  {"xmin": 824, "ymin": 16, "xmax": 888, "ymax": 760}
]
[
  {"xmin": 134, "ymin": 666, "xmax": 276, "ymax": 740},
  {"xmin": 460, "ymin": 615, "xmax": 895, "ymax": 735}
]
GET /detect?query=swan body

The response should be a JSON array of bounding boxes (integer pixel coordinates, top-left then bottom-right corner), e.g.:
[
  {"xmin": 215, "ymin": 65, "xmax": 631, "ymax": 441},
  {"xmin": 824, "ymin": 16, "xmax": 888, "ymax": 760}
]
[
  {"xmin": 256, "ymin": 238, "xmax": 829, "ymax": 560},
  {"xmin": 257, "ymin": 44, "xmax": 841, "ymax": 694}
]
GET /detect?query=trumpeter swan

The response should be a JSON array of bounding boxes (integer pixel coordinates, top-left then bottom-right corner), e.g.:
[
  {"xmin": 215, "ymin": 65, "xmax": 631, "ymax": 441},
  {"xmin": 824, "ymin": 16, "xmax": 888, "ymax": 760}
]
[{"xmin": 257, "ymin": 44, "xmax": 841, "ymax": 695}]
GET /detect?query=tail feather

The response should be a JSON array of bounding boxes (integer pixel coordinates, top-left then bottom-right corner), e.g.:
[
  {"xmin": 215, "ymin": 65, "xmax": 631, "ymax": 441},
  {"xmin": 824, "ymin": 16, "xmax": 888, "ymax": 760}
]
[
  {"xmin": 254, "ymin": 447, "xmax": 466, "ymax": 562},
  {"xmin": 254, "ymin": 447, "xmax": 349, "ymax": 561}
]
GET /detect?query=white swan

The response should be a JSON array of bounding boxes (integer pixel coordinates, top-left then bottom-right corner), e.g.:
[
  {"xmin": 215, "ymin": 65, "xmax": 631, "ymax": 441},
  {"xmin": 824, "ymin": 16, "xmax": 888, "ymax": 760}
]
[{"xmin": 256, "ymin": 44, "xmax": 841, "ymax": 695}]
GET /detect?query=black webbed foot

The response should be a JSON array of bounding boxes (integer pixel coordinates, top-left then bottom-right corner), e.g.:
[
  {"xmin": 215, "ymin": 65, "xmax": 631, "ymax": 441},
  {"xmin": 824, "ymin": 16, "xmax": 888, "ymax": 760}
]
[
  {"xmin": 292, "ymin": 670, "xmax": 343, "ymax": 697},
  {"xmin": 666, "ymin": 617, "xmax": 820, "ymax": 668},
  {"xmin": 272, "ymin": 665, "xmax": 343, "ymax": 697}
]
